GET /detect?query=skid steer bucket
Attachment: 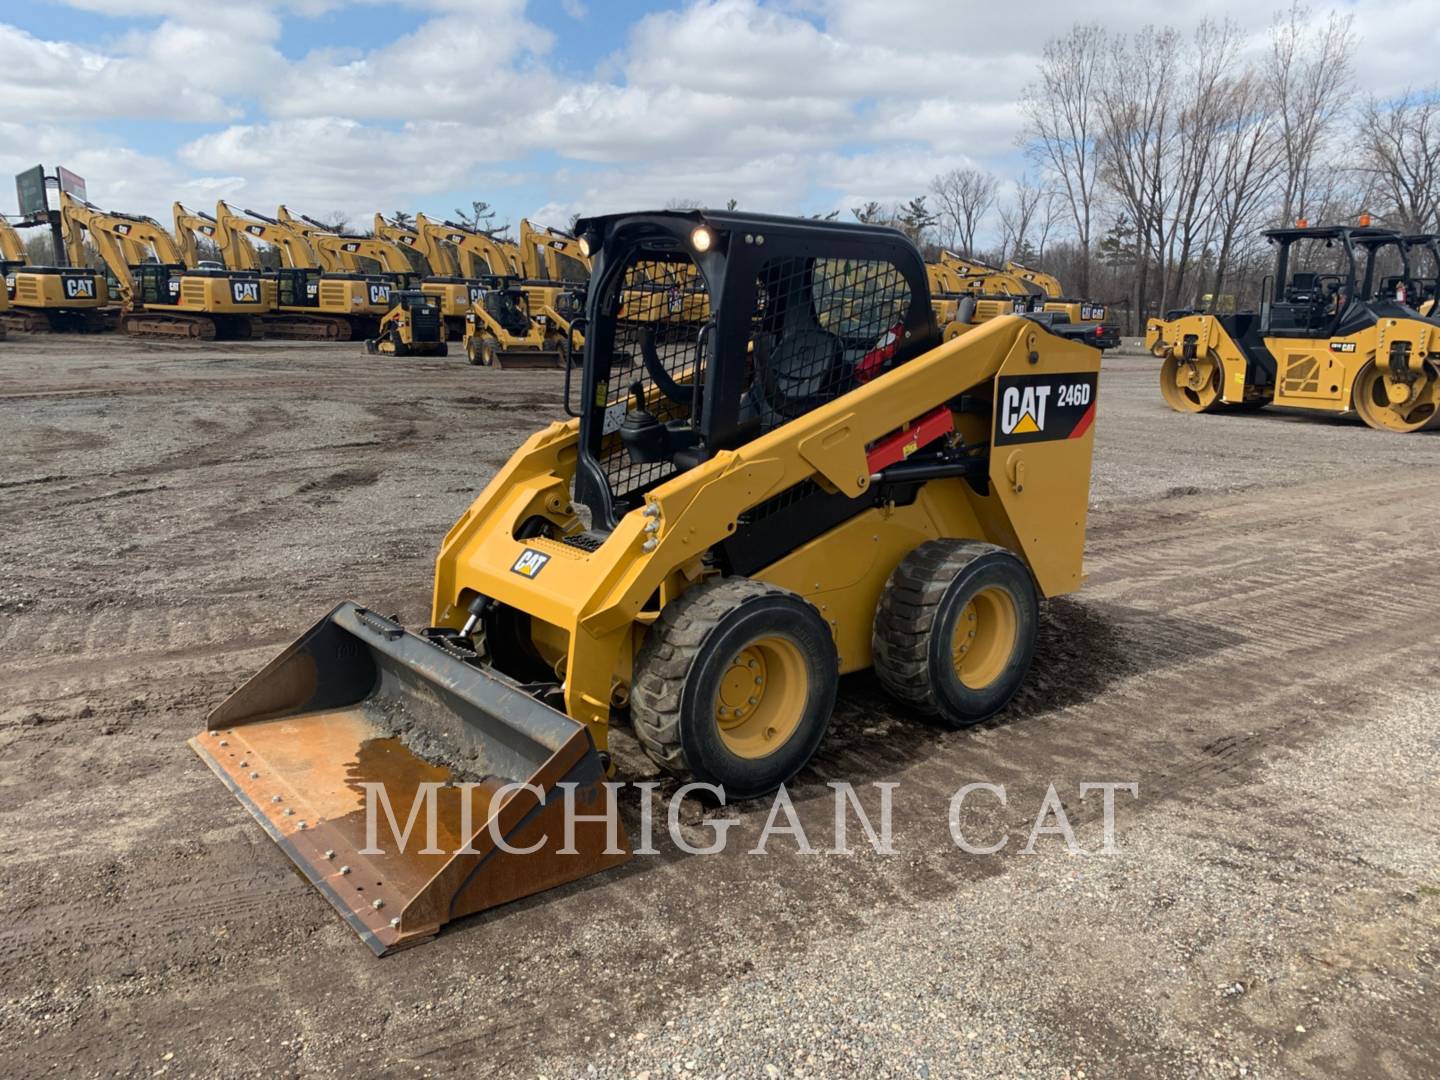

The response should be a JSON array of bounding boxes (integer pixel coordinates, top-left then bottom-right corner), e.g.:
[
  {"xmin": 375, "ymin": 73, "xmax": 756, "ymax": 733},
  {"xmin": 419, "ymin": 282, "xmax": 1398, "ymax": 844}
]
[
  {"xmin": 190, "ymin": 602, "xmax": 629, "ymax": 955},
  {"xmin": 495, "ymin": 348, "xmax": 565, "ymax": 369}
]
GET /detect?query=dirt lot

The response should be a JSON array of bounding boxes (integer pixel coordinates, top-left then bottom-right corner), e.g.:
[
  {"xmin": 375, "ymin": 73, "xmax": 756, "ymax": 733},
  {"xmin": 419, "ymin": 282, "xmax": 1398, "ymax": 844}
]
[{"xmin": 1, "ymin": 334, "xmax": 1436, "ymax": 1080}]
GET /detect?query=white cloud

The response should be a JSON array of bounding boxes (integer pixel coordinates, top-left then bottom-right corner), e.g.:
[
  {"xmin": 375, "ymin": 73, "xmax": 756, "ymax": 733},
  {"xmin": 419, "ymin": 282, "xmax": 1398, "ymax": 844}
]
[{"xmin": 5, "ymin": 0, "xmax": 1438, "ymax": 231}]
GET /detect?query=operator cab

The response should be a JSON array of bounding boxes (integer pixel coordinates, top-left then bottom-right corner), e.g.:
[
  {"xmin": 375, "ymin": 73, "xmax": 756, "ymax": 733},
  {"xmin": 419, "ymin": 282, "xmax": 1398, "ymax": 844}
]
[
  {"xmin": 1261, "ymin": 225, "xmax": 1412, "ymax": 337},
  {"xmin": 474, "ymin": 275, "xmax": 533, "ymax": 336},
  {"xmin": 569, "ymin": 210, "xmax": 937, "ymax": 531},
  {"xmin": 1400, "ymin": 234, "xmax": 1440, "ymax": 312}
]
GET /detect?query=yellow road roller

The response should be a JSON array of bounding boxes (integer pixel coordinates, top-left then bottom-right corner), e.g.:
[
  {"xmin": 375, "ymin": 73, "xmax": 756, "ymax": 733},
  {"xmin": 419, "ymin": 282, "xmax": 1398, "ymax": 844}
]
[{"xmin": 1147, "ymin": 224, "xmax": 1440, "ymax": 433}]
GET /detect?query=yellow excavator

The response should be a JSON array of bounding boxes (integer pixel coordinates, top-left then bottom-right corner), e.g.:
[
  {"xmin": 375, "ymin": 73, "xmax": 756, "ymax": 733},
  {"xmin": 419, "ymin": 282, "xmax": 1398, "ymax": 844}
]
[
  {"xmin": 930, "ymin": 261, "xmax": 1115, "ymax": 350},
  {"xmin": 1, "ymin": 215, "xmax": 112, "ymax": 333},
  {"xmin": 213, "ymin": 202, "xmax": 390, "ymax": 340},
  {"xmin": 1005, "ymin": 260, "xmax": 1064, "ymax": 299},
  {"xmin": 60, "ymin": 192, "xmax": 268, "ymax": 340},
  {"xmin": 517, "ymin": 218, "xmax": 590, "ymax": 345},
  {"xmin": 927, "ymin": 262, "xmax": 1029, "ymax": 339},
  {"xmin": 1147, "ymin": 223, "xmax": 1440, "ymax": 432},
  {"xmin": 278, "ymin": 206, "xmax": 418, "ymax": 288},
  {"xmin": 192, "ymin": 209, "xmax": 1102, "ymax": 954},
  {"xmin": 939, "ymin": 252, "xmax": 1039, "ymax": 297}
]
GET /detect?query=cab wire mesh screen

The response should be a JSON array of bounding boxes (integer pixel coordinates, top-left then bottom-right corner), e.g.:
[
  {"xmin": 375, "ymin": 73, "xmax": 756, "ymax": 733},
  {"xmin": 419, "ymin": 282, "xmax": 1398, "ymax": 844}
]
[
  {"xmin": 599, "ymin": 253, "xmax": 710, "ymax": 501},
  {"xmin": 743, "ymin": 256, "xmax": 911, "ymax": 433}
]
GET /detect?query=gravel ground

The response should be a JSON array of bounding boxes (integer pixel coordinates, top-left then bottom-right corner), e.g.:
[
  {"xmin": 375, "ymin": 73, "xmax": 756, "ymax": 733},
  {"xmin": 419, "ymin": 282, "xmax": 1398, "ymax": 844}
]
[{"xmin": 0, "ymin": 334, "xmax": 1436, "ymax": 1080}]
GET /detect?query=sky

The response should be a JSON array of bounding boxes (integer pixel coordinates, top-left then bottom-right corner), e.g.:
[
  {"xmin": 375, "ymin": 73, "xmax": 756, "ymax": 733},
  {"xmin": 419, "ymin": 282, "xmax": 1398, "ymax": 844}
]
[{"xmin": 2, "ymin": 0, "xmax": 1438, "ymax": 241}]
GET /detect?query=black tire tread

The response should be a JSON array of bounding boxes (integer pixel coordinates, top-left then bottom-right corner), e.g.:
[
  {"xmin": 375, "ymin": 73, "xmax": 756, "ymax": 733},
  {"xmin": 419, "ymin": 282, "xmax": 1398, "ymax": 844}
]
[
  {"xmin": 872, "ymin": 538, "xmax": 1013, "ymax": 717},
  {"xmin": 631, "ymin": 576, "xmax": 799, "ymax": 778}
]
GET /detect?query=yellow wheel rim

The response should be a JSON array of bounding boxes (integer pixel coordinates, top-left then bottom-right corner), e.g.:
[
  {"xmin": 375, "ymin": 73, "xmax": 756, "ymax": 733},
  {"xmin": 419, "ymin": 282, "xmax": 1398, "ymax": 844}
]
[
  {"xmin": 1353, "ymin": 362, "xmax": 1440, "ymax": 433},
  {"xmin": 952, "ymin": 586, "xmax": 1019, "ymax": 690},
  {"xmin": 1160, "ymin": 353, "xmax": 1223, "ymax": 413},
  {"xmin": 714, "ymin": 636, "xmax": 807, "ymax": 759}
]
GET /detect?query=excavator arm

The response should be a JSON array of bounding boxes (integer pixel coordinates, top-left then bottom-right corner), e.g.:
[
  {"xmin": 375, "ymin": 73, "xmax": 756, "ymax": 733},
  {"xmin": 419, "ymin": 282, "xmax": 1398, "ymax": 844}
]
[
  {"xmin": 0, "ymin": 218, "xmax": 27, "ymax": 264},
  {"xmin": 215, "ymin": 203, "xmax": 317, "ymax": 270},
  {"xmin": 519, "ymin": 218, "xmax": 591, "ymax": 282},
  {"xmin": 938, "ymin": 251, "xmax": 1039, "ymax": 297},
  {"xmin": 276, "ymin": 206, "xmax": 412, "ymax": 277},
  {"xmin": 418, "ymin": 214, "xmax": 519, "ymax": 278},
  {"xmin": 374, "ymin": 214, "xmax": 451, "ymax": 277},
  {"xmin": 1005, "ymin": 260, "xmax": 1063, "ymax": 299},
  {"xmin": 172, "ymin": 203, "xmax": 228, "ymax": 268},
  {"xmin": 58, "ymin": 192, "xmax": 143, "ymax": 305}
]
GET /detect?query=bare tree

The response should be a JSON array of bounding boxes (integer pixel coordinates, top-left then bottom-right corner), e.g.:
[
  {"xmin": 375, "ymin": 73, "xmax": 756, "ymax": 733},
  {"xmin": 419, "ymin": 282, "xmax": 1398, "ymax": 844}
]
[
  {"xmin": 1164, "ymin": 19, "xmax": 1247, "ymax": 312},
  {"xmin": 455, "ymin": 200, "xmax": 510, "ymax": 239},
  {"xmin": 312, "ymin": 211, "xmax": 352, "ymax": 234},
  {"xmin": 998, "ymin": 174, "xmax": 1049, "ymax": 264},
  {"xmin": 1269, "ymin": 3, "xmax": 1356, "ymax": 225},
  {"xmin": 1021, "ymin": 24, "xmax": 1106, "ymax": 293},
  {"xmin": 929, "ymin": 167, "xmax": 998, "ymax": 254},
  {"xmin": 1207, "ymin": 70, "xmax": 1285, "ymax": 302},
  {"xmin": 1097, "ymin": 24, "xmax": 1181, "ymax": 324},
  {"xmin": 1357, "ymin": 90, "xmax": 1440, "ymax": 233}
]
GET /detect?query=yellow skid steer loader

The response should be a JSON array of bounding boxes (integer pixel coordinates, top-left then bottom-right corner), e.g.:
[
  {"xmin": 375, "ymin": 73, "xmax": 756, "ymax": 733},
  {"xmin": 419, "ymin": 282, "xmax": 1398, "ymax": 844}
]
[{"xmin": 192, "ymin": 210, "xmax": 1101, "ymax": 954}]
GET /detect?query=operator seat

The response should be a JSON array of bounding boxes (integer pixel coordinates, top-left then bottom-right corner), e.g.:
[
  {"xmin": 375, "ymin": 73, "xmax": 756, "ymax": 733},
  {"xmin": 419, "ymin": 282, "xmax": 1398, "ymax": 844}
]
[
  {"xmin": 743, "ymin": 258, "xmax": 846, "ymax": 431},
  {"xmin": 1285, "ymin": 272, "xmax": 1319, "ymax": 303}
]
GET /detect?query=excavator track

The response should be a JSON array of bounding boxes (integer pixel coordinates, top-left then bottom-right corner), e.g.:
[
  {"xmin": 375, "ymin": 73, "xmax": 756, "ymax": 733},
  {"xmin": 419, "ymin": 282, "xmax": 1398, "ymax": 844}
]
[
  {"xmin": 259, "ymin": 316, "xmax": 350, "ymax": 342},
  {"xmin": 3, "ymin": 308, "xmax": 117, "ymax": 334},
  {"xmin": 120, "ymin": 313, "xmax": 220, "ymax": 341}
]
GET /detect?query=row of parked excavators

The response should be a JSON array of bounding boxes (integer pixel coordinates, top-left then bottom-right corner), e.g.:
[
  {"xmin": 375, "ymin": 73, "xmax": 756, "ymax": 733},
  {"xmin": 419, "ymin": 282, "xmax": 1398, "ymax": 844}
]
[
  {"xmin": 0, "ymin": 196, "xmax": 590, "ymax": 367},
  {"xmin": 2, "ymin": 193, "xmax": 1112, "ymax": 367}
]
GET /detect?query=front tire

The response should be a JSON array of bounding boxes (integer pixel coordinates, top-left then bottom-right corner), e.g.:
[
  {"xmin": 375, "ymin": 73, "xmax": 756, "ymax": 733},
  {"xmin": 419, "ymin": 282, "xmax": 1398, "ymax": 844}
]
[
  {"xmin": 873, "ymin": 540, "xmax": 1038, "ymax": 728},
  {"xmin": 631, "ymin": 578, "xmax": 838, "ymax": 801},
  {"xmin": 466, "ymin": 335, "xmax": 497, "ymax": 366}
]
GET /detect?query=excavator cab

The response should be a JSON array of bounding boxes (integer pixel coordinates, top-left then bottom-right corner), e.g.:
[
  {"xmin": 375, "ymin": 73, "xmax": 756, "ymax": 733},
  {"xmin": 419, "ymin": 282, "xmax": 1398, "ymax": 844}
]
[
  {"xmin": 1399, "ymin": 235, "xmax": 1440, "ymax": 315},
  {"xmin": 131, "ymin": 263, "xmax": 184, "ymax": 306}
]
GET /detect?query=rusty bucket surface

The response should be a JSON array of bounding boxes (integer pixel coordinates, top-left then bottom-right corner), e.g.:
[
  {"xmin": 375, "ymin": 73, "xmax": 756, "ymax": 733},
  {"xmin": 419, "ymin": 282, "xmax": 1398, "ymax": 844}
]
[{"xmin": 190, "ymin": 602, "xmax": 630, "ymax": 955}]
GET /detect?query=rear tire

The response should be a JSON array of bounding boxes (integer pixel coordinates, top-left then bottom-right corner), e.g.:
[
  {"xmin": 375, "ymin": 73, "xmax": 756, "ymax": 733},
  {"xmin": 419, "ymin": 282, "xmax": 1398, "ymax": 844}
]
[
  {"xmin": 631, "ymin": 577, "xmax": 837, "ymax": 801},
  {"xmin": 872, "ymin": 539, "xmax": 1038, "ymax": 728}
]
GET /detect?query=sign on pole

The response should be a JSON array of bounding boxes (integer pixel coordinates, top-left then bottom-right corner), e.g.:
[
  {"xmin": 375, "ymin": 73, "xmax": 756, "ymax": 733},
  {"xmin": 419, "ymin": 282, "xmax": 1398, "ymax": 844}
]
[
  {"xmin": 15, "ymin": 165, "xmax": 47, "ymax": 221},
  {"xmin": 56, "ymin": 167, "xmax": 87, "ymax": 203}
]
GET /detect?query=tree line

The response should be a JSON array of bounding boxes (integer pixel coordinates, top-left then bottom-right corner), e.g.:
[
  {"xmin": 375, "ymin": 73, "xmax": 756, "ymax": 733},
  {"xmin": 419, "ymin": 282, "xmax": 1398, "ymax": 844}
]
[{"xmin": 822, "ymin": 4, "xmax": 1439, "ymax": 333}]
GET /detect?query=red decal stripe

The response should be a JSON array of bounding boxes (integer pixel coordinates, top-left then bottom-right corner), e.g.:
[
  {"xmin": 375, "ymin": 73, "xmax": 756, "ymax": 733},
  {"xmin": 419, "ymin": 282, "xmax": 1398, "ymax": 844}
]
[{"xmin": 1069, "ymin": 400, "xmax": 1097, "ymax": 439}]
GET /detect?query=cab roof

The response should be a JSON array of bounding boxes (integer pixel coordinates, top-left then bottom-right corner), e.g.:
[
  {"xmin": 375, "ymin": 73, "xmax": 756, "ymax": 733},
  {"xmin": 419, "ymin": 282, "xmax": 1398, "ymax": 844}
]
[
  {"xmin": 1262, "ymin": 224, "xmax": 1399, "ymax": 244},
  {"xmin": 574, "ymin": 208, "xmax": 911, "ymax": 246}
]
